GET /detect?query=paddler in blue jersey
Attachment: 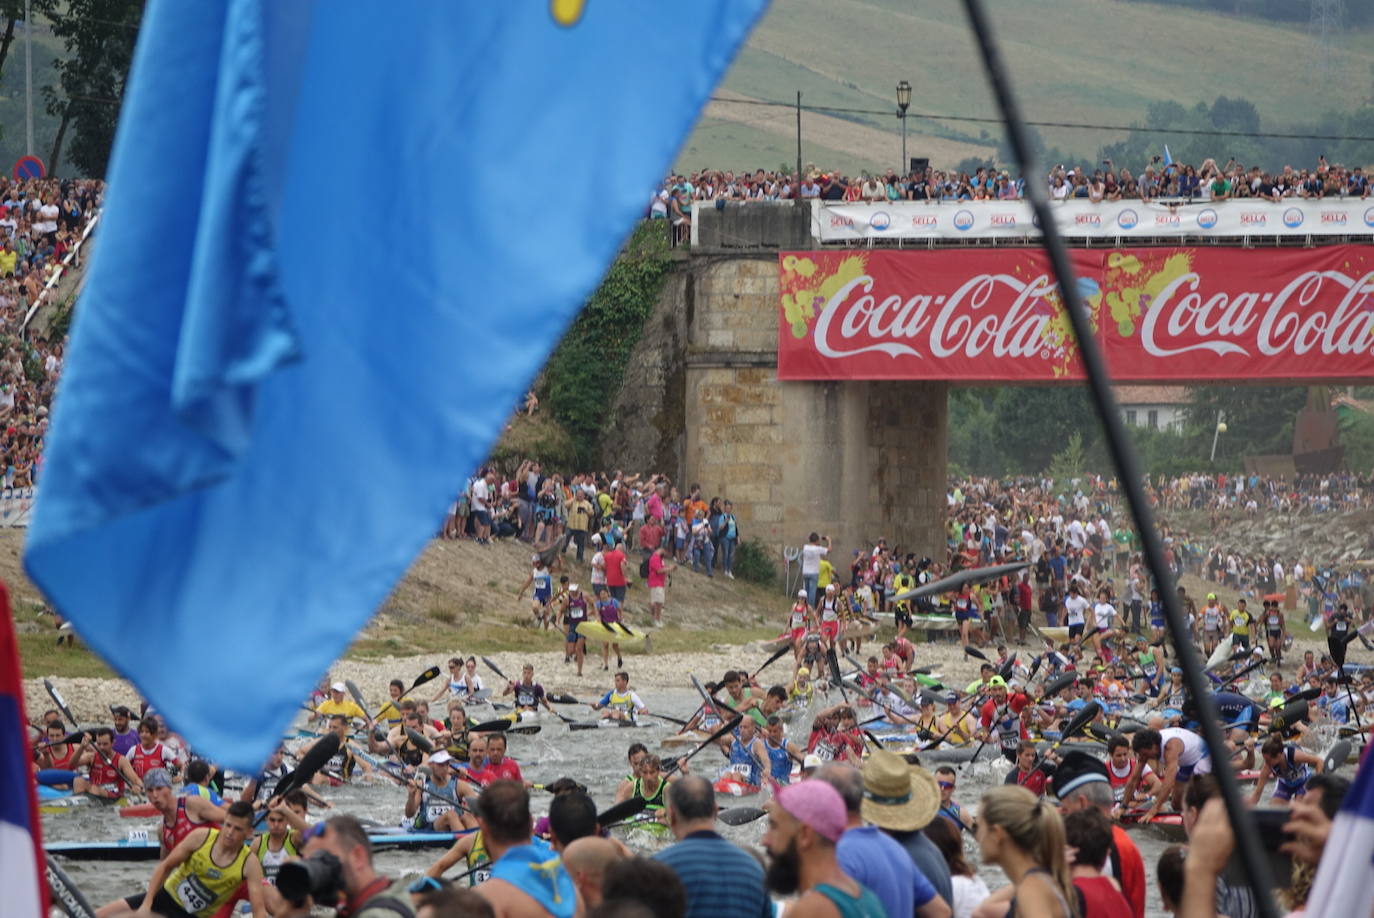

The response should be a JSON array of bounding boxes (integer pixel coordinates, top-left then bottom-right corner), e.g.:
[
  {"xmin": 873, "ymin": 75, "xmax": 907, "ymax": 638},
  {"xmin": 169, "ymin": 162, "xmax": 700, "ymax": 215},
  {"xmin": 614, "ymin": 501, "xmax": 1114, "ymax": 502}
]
[
  {"xmin": 473, "ymin": 781, "xmax": 576, "ymax": 918},
  {"xmin": 406, "ymin": 751, "xmax": 479, "ymax": 832}
]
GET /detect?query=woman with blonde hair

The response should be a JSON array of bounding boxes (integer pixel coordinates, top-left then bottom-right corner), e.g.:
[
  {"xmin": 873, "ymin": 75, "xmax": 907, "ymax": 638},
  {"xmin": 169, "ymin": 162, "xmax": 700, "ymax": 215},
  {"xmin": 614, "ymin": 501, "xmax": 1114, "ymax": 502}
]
[{"xmin": 972, "ymin": 784, "xmax": 1078, "ymax": 918}]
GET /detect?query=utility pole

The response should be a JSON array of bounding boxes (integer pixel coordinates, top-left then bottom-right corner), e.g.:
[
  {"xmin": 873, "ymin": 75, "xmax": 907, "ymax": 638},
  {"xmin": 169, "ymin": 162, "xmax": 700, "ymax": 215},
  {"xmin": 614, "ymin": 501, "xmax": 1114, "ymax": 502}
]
[
  {"xmin": 24, "ymin": 0, "xmax": 33, "ymax": 155},
  {"xmin": 795, "ymin": 91, "xmax": 802, "ymax": 179}
]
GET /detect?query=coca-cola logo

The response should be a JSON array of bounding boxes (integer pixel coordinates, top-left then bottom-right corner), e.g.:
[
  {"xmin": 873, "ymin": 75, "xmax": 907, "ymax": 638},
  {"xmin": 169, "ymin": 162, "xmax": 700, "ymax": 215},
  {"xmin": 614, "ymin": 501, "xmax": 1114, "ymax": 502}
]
[
  {"xmin": 809, "ymin": 271, "xmax": 1062, "ymax": 361},
  {"xmin": 1117, "ymin": 209, "xmax": 1139, "ymax": 229},
  {"xmin": 1283, "ymin": 208, "xmax": 1304, "ymax": 228},
  {"xmin": 1138, "ymin": 269, "xmax": 1374, "ymax": 358},
  {"xmin": 953, "ymin": 210, "xmax": 975, "ymax": 231}
]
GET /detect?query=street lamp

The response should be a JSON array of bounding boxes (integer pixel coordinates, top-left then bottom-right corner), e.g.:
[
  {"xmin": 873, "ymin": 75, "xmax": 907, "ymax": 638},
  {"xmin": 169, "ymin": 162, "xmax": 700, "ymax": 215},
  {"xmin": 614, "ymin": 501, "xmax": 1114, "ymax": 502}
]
[
  {"xmin": 896, "ymin": 80, "xmax": 911, "ymax": 173},
  {"xmin": 1210, "ymin": 410, "xmax": 1227, "ymax": 462}
]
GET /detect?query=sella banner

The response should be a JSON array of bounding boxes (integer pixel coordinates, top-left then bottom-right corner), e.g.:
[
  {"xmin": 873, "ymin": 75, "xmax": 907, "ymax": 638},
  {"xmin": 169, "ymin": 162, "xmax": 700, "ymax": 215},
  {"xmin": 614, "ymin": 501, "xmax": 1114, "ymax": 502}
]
[{"xmin": 777, "ymin": 247, "xmax": 1374, "ymax": 381}]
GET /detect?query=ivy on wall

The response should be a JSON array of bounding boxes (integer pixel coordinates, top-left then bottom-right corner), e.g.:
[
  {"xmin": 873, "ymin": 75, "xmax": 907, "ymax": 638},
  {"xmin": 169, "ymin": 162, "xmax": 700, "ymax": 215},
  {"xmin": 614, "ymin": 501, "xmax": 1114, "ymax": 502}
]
[{"xmin": 541, "ymin": 220, "xmax": 673, "ymax": 466}]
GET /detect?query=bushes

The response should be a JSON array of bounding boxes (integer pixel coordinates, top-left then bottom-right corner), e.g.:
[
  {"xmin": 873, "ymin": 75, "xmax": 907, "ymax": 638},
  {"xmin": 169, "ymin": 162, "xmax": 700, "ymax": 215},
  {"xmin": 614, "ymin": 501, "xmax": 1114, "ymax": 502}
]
[
  {"xmin": 733, "ymin": 537, "xmax": 778, "ymax": 587},
  {"xmin": 540, "ymin": 221, "xmax": 672, "ymax": 466}
]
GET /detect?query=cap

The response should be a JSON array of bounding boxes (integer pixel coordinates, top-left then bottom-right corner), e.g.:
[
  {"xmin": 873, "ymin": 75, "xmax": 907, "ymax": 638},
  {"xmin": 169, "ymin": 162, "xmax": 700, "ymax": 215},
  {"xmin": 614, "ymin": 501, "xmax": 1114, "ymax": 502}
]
[
  {"xmin": 591, "ymin": 534, "xmax": 602, "ymax": 543},
  {"xmin": 802, "ymin": 754, "xmax": 824, "ymax": 770},
  {"xmin": 143, "ymin": 768, "xmax": 174, "ymax": 790},
  {"xmin": 825, "ymin": 584, "xmax": 836, "ymax": 592},
  {"xmin": 1051, "ymin": 750, "xmax": 1111, "ymax": 800},
  {"xmin": 1207, "ymin": 593, "xmax": 1217, "ymax": 600},
  {"xmin": 110, "ymin": 705, "xmax": 132, "ymax": 717},
  {"xmin": 570, "ymin": 583, "xmax": 580, "ymax": 592},
  {"xmin": 945, "ymin": 692, "xmax": 959, "ymax": 704},
  {"xmin": 429, "ymin": 751, "xmax": 453, "ymax": 765},
  {"xmin": 775, "ymin": 779, "xmax": 847, "ymax": 842},
  {"xmin": 797, "ymin": 667, "xmax": 810, "ymax": 677},
  {"xmin": 797, "ymin": 590, "xmax": 808, "ymax": 598},
  {"xmin": 331, "ymin": 682, "xmax": 346, "ymax": 693},
  {"xmin": 532, "ymin": 553, "xmax": 541, "ymax": 562},
  {"xmin": 987, "ymin": 676, "xmax": 1008, "ymax": 688}
]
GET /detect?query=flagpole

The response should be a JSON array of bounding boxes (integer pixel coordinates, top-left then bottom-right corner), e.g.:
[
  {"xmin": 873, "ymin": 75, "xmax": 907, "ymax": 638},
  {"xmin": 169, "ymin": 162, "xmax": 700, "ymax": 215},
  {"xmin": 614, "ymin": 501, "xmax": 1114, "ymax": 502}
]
[{"xmin": 957, "ymin": 2, "xmax": 1280, "ymax": 916}]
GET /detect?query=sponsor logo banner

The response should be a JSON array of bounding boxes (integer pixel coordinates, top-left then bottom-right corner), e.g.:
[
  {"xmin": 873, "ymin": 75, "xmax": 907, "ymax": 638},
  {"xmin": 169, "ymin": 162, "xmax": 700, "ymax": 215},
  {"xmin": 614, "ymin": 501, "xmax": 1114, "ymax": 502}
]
[
  {"xmin": 777, "ymin": 247, "xmax": 1374, "ymax": 381},
  {"xmin": 810, "ymin": 200, "xmax": 1374, "ymax": 241}
]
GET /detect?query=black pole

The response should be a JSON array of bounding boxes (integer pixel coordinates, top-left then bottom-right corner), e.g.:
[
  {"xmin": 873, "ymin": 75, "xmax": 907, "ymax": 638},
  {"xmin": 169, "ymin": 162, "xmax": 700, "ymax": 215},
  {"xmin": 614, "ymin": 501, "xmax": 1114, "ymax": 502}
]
[
  {"xmin": 957, "ymin": 2, "xmax": 1279, "ymax": 916},
  {"xmin": 901, "ymin": 115, "xmax": 907, "ymax": 175},
  {"xmin": 795, "ymin": 90, "xmax": 802, "ymax": 179}
]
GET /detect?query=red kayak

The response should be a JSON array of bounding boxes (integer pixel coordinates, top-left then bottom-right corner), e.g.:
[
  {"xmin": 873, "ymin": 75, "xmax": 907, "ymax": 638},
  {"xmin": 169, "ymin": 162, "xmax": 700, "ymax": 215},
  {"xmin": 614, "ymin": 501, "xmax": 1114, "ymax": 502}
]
[
  {"xmin": 118, "ymin": 803, "xmax": 158, "ymax": 818},
  {"xmin": 713, "ymin": 774, "xmax": 760, "ymax": 797}
]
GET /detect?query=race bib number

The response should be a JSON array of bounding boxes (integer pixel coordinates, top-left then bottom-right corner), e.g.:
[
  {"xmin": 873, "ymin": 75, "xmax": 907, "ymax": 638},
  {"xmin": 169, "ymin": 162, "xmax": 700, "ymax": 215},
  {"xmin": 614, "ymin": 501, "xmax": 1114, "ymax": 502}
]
[
  {"xmin": 127, "ymin": 828, "xmax": 149, "ymax": 843},
  {"xmin": 729, "ymin": 763, "xmax": 752, "ymax": 776},
  {"xmin": 175, "ymin": 876, "xmax": 215, "ymax": 913},
  {"xmin": 426, "ymin": 803, "xmax": 452, "ymax": 823},
  {"xmin": 469, "ymin": 867, "xmax": 492, "ymax": 887},
  {"xmin": 813, "ymin": 742, "xmax": 835, "ymax": 762}
]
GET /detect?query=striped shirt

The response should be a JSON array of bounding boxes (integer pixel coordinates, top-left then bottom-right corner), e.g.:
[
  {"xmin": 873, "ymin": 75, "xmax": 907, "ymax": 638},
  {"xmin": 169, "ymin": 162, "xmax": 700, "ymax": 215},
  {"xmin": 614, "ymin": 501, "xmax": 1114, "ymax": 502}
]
[{"xmin": 654, "ymin": 831, "xmax": 772, "ymax": 918}]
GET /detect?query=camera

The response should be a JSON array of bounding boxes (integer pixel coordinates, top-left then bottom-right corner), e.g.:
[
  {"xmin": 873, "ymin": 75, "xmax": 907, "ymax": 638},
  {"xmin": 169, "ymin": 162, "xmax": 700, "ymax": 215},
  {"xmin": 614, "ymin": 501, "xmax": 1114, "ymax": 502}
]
[{"xmin": 276, "ymin": 851, "xmax": 344, "ymax": 906}]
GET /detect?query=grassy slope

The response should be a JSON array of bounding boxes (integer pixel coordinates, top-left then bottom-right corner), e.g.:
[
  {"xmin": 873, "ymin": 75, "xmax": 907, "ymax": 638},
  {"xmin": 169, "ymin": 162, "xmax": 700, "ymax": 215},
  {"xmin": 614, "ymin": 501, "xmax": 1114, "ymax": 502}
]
[{"xmin": 680, "ymin": 0, "xmax": 1374, "ymax": 174}]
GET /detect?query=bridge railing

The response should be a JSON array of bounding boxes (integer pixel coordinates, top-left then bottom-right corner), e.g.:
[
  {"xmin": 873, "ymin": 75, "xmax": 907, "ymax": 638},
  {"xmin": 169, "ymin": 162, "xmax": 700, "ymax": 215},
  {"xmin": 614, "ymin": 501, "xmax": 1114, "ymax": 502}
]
[{"xmin": 690, "ymin": 199, "xmax": 1374, "ymax": 249}]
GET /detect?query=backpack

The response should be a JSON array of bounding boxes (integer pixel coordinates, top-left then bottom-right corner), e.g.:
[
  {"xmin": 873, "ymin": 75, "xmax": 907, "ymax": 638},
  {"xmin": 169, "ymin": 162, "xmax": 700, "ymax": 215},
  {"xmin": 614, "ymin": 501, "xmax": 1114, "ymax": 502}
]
[{"xmin": 639, "ymin": 555, "xmax": 651, "ymax": 578}]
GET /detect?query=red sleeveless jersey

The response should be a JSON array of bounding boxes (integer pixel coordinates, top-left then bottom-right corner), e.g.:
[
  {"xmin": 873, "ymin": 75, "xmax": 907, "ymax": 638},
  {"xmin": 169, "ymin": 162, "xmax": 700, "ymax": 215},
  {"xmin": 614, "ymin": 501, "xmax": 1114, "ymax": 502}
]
[{"xmin": 130, "ymin": 741, "xmax": 166, "ymax": 777}]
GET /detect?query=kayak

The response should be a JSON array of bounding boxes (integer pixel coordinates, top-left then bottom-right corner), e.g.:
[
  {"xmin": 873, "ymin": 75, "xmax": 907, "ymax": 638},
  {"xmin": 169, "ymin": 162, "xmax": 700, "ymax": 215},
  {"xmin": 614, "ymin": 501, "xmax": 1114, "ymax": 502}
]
[
  {"xmin": 1121, "ymin": 811, "xmax": 1186, "ymax": 841},
  {"xmin": 568, "ymin": 718, "xmax": 654, "ymax": 731},
  {"xmin": 39, "ymin": 792, "xmax": 136, "ymax": 815},
  {"xmin": 576, "ymin": 621, "xmax": 646, "ymax": 644},
  {"xmin": 713, "ymin": 774, "xmax": 761, "ymax": 797},
  {"xmin": 46, "ymin": 829, "xmax": 463, "ymax": 862},
  {"xmin": 610, "ymin": 816, "xmax": 672, "ymax": 840}
]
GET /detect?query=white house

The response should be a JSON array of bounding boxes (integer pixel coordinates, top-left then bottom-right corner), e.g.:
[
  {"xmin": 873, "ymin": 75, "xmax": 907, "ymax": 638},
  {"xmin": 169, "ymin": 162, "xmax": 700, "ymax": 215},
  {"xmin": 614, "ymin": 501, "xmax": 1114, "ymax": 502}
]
[{"xmin": 1115, "ymin": 386, "xmax": 1189, "ymax": 432}]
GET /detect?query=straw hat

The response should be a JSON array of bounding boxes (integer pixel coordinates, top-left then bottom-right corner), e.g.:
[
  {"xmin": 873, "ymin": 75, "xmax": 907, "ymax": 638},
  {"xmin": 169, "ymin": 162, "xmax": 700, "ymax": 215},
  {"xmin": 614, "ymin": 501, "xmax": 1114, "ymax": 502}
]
[{"xmin": 860, "ymin": 750, "xmax": 939, "ymax": 831}]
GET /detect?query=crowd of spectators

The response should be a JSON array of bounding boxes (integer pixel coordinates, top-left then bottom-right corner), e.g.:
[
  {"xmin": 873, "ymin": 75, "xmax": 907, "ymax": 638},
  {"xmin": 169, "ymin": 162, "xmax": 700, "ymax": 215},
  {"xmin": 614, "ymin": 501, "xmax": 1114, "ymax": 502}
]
[
  {"xmin": 652, "ymin": 152, "xmax": 1369, "ymax": 237},
  {"xmin": 0, "ymin": 176, "xmax": 102, "ymax": 498}
]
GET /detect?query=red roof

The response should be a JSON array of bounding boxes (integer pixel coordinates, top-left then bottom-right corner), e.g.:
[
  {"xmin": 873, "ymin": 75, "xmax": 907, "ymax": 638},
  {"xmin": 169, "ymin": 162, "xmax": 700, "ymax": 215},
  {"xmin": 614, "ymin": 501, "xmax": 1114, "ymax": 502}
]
[{"xmin": 1114, "ymin": 385, "xmax": 1191, "ymax": 406}]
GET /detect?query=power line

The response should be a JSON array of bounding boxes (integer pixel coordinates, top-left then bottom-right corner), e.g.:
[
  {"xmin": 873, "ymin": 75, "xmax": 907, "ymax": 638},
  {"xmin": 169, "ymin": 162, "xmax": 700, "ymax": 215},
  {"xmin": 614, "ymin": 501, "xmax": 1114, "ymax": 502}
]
[{"xmin": 709, "ymin": 95, "xmax": 1374, "ymax": 144}]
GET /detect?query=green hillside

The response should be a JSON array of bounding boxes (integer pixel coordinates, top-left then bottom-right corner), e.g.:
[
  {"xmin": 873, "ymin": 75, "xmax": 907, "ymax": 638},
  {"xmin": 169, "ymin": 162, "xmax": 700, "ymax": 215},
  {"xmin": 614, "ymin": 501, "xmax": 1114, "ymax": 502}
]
[{"xmin": 678, "ymin": 0, "xmax": 1374, "ymax": 176}]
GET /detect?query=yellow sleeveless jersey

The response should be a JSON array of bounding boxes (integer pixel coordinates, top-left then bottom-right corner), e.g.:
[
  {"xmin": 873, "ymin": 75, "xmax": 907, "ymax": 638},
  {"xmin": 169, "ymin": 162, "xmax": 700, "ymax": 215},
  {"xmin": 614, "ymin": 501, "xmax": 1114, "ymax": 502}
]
[{"xmin": 164, "ymin": 829, "xmax": 251, "ymax": 917}]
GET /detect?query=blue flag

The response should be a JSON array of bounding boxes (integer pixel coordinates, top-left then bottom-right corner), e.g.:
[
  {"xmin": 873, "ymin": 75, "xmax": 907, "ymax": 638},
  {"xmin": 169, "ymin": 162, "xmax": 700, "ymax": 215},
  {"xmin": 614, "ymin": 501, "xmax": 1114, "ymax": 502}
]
[
  {"xmin": 1162, "ymin": 144, "xmax": 1173, "ymax": 167},
  {"xmin": 25, "ymin": 0, "xmax": 766, "ymax": 770}
]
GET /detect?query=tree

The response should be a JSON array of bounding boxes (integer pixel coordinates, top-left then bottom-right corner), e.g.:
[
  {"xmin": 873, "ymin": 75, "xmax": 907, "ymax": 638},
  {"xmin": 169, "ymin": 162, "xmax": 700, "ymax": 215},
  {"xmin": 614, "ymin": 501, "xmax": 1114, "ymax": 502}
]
[
  {"xmin": 42, "ymin": 0, "xmax": 142, "ymax": 177},
  {"xmin": 1184, "ymin": 386, "xmax": 1307, "ymax": 462}
]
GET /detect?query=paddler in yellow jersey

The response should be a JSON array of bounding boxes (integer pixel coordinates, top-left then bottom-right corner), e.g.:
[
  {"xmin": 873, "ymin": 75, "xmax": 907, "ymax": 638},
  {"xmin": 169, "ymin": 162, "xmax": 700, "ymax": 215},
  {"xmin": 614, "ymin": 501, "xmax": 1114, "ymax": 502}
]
[
  {"xmin": 590, "ymin": 671, "xmax": 647, "ymax": 723},
  {"xmin": 129, "ymin": 801, "xmax": 265, "ymax": 918},
  {"xmin": 787, "ymin": 666, "xmax": 814, "ymax": 704},
  {"xmin": 935, "ymin": 693, "xmax": 975, "ymax": 744},
  {"xmin": 314, "ymin": 681, "xmax": 372, "ymax": 729},
  {"xmin": 425, "ymin": 824, "xmax": 492, "ymax": 886}
]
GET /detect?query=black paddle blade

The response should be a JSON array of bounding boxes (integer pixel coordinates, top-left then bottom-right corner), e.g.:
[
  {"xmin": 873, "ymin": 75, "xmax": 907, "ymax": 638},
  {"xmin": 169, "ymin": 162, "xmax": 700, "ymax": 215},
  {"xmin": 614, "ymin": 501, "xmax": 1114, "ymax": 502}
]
[
  {"xmin": 1026, "ymin": 656, "xmax": 1043, "ymax": 682},
  {"xmin": 1062, "ymin": 701, "xmax": 1102, "ymax": 740},
  {"xmin": 1043, "ymin": 671, "xmax": 1078, "ymax": 699},
  {"xmin": 344, "ymin": 680, "xmax": 370, "ymax": 716},
  {"xmin": 997, "ymin": 655, "xmax": 1017, "ymax": 680},
  {"xmin": 755, "ymin": 643, "xmax": 793, "ymax": 676},
  {"xmin": 597, "ymin": 796, "xmax": 647, "ymax": 826},
  {"xmin": 1325, "ymin": 739, "xmax": 1353, "ymax": 773},
  {"xmin": 826, "ymin": 648, "xmax": 843, "ymax": 687},
  {"xmin": 469, "ymin": 719, "xmax": 513, "ymax": 733},
  {"xmin": 1084, "ymin": 723, "xmax": 1116, "ymax": 742},
  {"xmin": 508, "ymin": 724, "xmax": 541, "ymax": 736},
  {"xmin": 372, "ymin": 726, "xmax": 389, "ymax": 743},
  {"xmin": 548, "ymin": 693, "xmax": 579, "ymax": 705},
  {"xmin": 718, "ymin": 806, "xmax": 768, "ymax": 826},
  {"xmin": 405, "ymin": 728, "xmax": 436, "ymax": 754},
  {"xmin": 278, "ymin": 732, "xmax": 341, "ymax": 798},
  {"xmin": 411, "ymin": 666, "xmax": 443, "ymax": 691},
  {"xmin": 1290, "ymin": 687, "xmax": 1323, "ymax": 704},
  {"xmin": 1270, "ymin": 699, "xmax": 1310, "ymax": 732},
  {"xmin": 481, "ymin": 656, "xmax": 508, "ymax": 682},
  {"xmin": 44, "ymin": 679, "xmax": 78, "ymax": 729},
  {"xmin": 963, "ymin": 645, "xmax": 989, "ymax": 662}
]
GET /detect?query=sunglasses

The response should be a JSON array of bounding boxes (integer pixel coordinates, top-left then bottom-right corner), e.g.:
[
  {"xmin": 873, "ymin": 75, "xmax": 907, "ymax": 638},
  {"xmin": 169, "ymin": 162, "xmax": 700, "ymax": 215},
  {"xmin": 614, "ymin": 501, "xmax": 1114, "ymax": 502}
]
[{"xmin": 939, "ymin": 781, "xmax": 956, "ymax": 790}]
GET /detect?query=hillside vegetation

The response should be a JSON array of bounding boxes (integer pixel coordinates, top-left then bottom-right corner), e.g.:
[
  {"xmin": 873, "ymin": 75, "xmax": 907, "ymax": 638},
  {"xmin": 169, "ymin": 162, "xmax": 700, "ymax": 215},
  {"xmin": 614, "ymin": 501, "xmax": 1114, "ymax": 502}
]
[{"xmin": 678, "ymin": 0, "xmax": 1374, "ymax": 175}]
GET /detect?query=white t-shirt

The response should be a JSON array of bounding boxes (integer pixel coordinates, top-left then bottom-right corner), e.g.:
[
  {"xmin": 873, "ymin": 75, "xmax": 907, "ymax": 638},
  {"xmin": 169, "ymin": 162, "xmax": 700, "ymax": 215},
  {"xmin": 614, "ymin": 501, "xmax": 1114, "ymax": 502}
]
[
  {"xmin": 1066, "ymin": 520, "xmax": 1086, "ymax": 549},
  {"xmin": 951, "ymin": 874, "xmax": 991, "ymax": 918},
  {"xmin": 35, "ymin": 204, "xmax": 58, "ymax": 234},
  {"xmin": 590, "ymin": 550, "xmax": 606, "ymax": 585},
  {"xmin": 470, "ymin": 478, "xmax": 490, "ymax": 512},
  {"xmin": 1093, "ymin": 601, "xmax": 1117, "ymax": 630},
  {"xmin": 1064, "ymin": 594, "xmax": 1090, "ymax": 626},
  {"xmin": 800, "ymin": 543, "xmax": 828, "ymax": 576}
]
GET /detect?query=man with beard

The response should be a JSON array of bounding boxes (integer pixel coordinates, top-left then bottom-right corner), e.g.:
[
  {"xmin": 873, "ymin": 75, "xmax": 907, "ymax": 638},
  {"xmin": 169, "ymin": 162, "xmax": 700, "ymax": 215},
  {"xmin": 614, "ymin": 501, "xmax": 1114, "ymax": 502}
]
[{"xmin": 761, "ymin": 780, "xmax": 887, "ymax": 917}]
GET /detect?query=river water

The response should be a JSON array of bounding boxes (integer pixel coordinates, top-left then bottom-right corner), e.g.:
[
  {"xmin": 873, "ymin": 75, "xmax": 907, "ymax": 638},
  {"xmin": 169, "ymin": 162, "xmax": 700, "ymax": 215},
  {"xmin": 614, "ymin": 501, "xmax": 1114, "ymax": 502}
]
[{"xmin": 47, "ymin": 686, "xmax": 1334, "ymax": 918}]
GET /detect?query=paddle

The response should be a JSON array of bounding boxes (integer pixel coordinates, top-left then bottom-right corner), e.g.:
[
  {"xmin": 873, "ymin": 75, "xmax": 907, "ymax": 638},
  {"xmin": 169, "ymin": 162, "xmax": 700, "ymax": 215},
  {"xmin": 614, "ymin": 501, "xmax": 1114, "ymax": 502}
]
[
  {"xmin": 345, "ymin": 680, "xmax": 376, "ymax": 723},
  {"xmin": 548, "ymin": 693, "xmax": 580, "ymax": 705},
  {"xmin": 690, "ymin": 674, "xmax": 731, "ymax": 721},
  {"xmin": 508, "ymin": 724, "xmax": 541, "ymax": 736},
  {"xmin": 44, "ymin": 679, "xmax": 80, "ymax": 731},
  {"xmin": 664, "ymin": 715, "xmax": 744, "ymax": 777},
  {"xmin": 680, "ymin": 644, "xmax": 795, "ymax": 729},
  {"xmin": 480, "ymin": 656, "xmax": 510, "ymax": 684},
  {"xmin": 272, "ymin": 732, "xmax": 341, "ymax": 802},
  {"xmin": 1219, "ymin": 659, "xmax": 1267, "ymax": 690},
  {"xmin": 1268, "ymin": 698, "xmax": 1310, "ymax": 734},
  {"xmin": 925, "ymin": 692, "xmax": 986, "ymax": 751},
  {"xmin": 405, "ymin": 729, "xmax": 436, "ymax": 755},
  {"xmin": 960, "ymin": 699, "xmax": 1008, "ymax": 771},
  {"xmin": 718, "ymin": 805, "xmax": 768, "ymax": 826},
  {"xmin": 1324, "ymin": 739, "xmax": 1353, "ymax": 773},
  {"xmin": 468, "ymin": 719, "xmax": 514, "ymax": 733},
  {"xmin": 998, "ymin": 655, "xmax": 1018, "ymax": 681},
  {"xmin": 403, "ymin": 666, "xmax": 444, "ymax": 700},
  {"xmin": 963, "ymin": 645, "xmax": 989, "ymax": 662},
  {"xmin": 1029, "ymin": 701, "xmax": 1102, "ymax": 774},
  {"xmin": 38, "ymin": 731, "xmax": 88, "ymax": 748},
  {"xmin": 1041, "ymin": 671, "xmax": 1079, "ymax": 700},
  {"xmin": 596, "ymin": 796, "xmax": 648, "ymax": 828}
]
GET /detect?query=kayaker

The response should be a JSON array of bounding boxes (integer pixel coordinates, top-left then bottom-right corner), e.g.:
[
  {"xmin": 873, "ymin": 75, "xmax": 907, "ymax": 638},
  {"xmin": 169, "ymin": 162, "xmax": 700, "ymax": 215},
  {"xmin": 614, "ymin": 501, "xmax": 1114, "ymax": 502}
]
[
  {"xmin": 472, "ymin": 781, "xmax": 576, "ymax": 917},
  {"xmin": 406, "ymin": 751, "xmax": 478, "ymax": 832},
  {"xmin": 714, "ymin": 719, "xmax": 766, "ymax": 792},
  {"xmin": 468, "ymin": 733, "xmax": 525, "ymax": 786},
  {"xmin": 123, "ymin": 801, "xmax": 265, "ymax": 918},
  {"xmin": 1248, "ymin": 734, "xmax": 1323, "ymax": 806},
  {"xmin": 761, "ymin": 715, "xmax": 804, "ymax": 787},
  {"xmin": 502, "ymin": 664, "xmax": 555, "ymax": 716},
  {"xmin": 590, "ymin": 671, "xmax": 647, "ymax": 723},
  {"xmin": 110, "ymin": 705, "xmax": 139, "ymax": 757},
  {"xmin": 1123, "ymin": 727, "xmax": 1205, "ymax": 822},
  {"xmin": 71, "ymin": 727, "xmax": 143, "ymax": 799}
]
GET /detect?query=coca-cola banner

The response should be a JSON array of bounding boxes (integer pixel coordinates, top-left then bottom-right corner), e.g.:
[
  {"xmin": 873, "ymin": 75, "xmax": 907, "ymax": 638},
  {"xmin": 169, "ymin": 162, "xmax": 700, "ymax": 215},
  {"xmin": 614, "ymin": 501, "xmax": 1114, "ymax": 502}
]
[
  {"xmin": 777, "ymin": 247, "xmax": 1374, "ymax": 381},
  {"xmin": 810, "ymin": 199, "xmax": 1374, "ymax": 242}
]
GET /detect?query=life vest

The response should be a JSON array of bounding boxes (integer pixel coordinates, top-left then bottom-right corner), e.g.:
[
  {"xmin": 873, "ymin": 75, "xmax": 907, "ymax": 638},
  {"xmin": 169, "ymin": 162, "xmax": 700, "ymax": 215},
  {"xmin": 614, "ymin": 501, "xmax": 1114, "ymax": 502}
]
[
  {"xmin": 514, "ymin": 684, "xmax": 541, "ymax": 708},
  {"xmin": 466, "ymin": 831, "xmax": 491, "ymax": 886},
  {"xmin": 818, "ymin": 597, "xmax": 840, "ymax": 623},
  {"xmin": 566, "ymin": 595, "xmax": 588, "ymax": 623},
  {"xmin": 726, "ymin": 737, "xmax": 761, "ymax": 787},
  {"xmin": 163, "ymin": 829, "xmax": 251, "ymax": 917},
  {"xmin": 131, "ymin": 742, "xmax": 167, "ymax": 778},
  {"xmin": 161, "ymin": 798, "xmax": 208, "ymax": 853},
  {"xmin": 88, "ymin": 752, "xmax": 127, "ymax": 797},
  {"xmin": 606, "ymin": 690, "xmax": 637, "ymax": 716},
  {"xmin": 253, "ymin": 832, "xmax": 299, "ymax": 884},
  {"xmin": 633, "ymin": 775, "xmax": 668, "ymax": 811},
  {"xmin": 788, "ymin": 605, "xmax": 808, "ymax": 630},
  {"xmin": 1107, "ymin": 758, "xmax": 1135, "ymax": 801},
  {"xmin": 413, "ymin": 777, "xmax": 460, "ymax": 829},
  {"xmin": 764, "ymin": 737, "xmax": 793, "ymax": 784},
  {"xmin": 48, "ymin": 743, "xmax": 77, "ymax": 770}
]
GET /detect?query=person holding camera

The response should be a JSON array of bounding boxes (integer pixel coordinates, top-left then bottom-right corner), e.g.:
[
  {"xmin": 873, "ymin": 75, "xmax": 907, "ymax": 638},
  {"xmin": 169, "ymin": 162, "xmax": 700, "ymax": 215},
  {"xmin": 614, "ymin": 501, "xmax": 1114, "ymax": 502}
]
[{"xmin": 276, "ymin": 814, "xmax": 415, "ymax": 918}]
